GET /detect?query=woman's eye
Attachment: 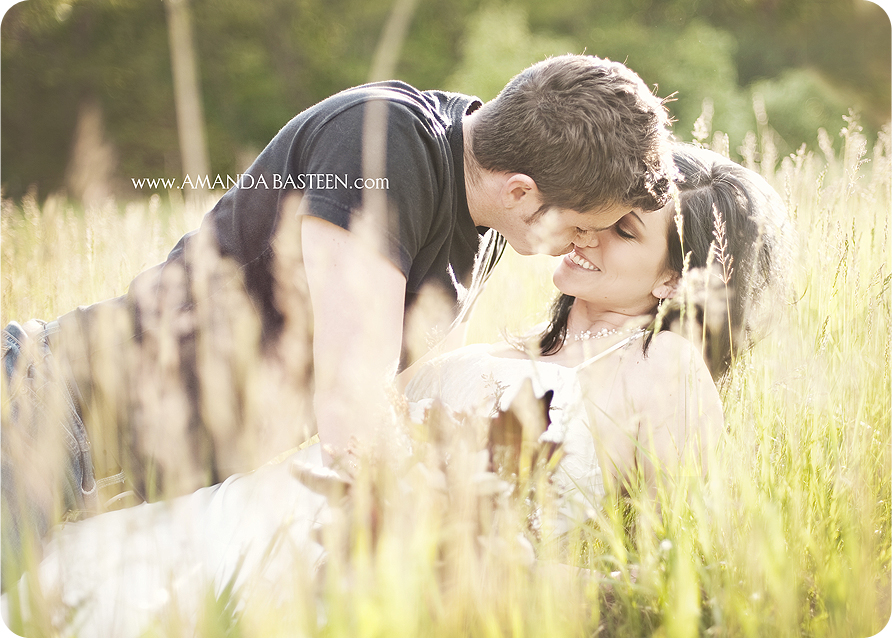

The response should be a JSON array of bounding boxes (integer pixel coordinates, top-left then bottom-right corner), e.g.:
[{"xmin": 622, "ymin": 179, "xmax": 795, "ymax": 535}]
[{"xmin": 616, "ymin": 227, "xmax": 634, "ymax": 239}]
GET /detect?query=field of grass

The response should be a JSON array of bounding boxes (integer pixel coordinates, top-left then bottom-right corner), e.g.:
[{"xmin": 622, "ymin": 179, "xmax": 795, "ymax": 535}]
[{"xmin": 1, "ymin": 120, "xmax": 890, "ymax": 637}]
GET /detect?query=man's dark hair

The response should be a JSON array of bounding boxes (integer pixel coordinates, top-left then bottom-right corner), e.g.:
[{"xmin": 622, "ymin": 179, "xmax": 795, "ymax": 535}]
[{"xmin": 469, "ymin": 54, "xmax": 671, "ymax": 214}]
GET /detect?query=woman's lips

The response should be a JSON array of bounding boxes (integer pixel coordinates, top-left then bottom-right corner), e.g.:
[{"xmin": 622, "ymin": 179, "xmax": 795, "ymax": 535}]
[{"xmin": 566, "ymin": 249, "xmax": 600, "ymax": 271}]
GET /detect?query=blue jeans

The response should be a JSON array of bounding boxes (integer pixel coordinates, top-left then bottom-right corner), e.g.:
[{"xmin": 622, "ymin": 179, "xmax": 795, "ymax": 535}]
[{"xmin": 1, "ymin": 320, "xmax": 97, "ymax": 589}]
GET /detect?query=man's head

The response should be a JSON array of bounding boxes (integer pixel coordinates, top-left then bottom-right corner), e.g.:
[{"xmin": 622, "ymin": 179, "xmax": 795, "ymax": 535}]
[{"xmin": 468, "ymin": 54, "xmax": 671, "ymax": 250}]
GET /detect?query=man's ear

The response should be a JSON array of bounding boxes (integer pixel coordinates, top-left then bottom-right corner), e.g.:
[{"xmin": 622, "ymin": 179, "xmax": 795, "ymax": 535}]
[
  {"xmin": 501, "ymin": 173, "xmax": 539, "ymax": 209},
  {"xmin": 652, "ymin": 271, "xmax": 680, "ymax": 300}
]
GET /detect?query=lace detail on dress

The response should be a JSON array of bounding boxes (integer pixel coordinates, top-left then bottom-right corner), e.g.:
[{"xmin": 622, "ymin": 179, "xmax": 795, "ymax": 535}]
[{"xmin": 405, "ymin": 343, "xmax": 606, "ymax": 525}]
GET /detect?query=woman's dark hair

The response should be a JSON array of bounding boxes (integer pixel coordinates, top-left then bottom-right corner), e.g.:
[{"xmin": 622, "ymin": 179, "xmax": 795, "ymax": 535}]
[{"xmin": 538, "ymin": 144, "xmax": 791, "ymax": 379}]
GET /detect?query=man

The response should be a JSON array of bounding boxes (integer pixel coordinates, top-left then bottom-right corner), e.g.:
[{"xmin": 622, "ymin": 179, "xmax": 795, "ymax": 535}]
[{"xmin": 2, "ymin": 54, "xmax": 670, "ymax": 553}]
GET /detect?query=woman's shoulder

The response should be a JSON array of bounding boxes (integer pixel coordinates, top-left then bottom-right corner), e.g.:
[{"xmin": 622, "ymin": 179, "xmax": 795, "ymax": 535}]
[
  {"xmin": 614, "ymin": 331, "xmax": 722, "ymax": 433},
  {"xmin": 646, "ymin": 330, "xmax": 705, "ymax": 360},
  {"xmin": 616, "ymin": 330, "xmax": 711, "ymax": 386}
]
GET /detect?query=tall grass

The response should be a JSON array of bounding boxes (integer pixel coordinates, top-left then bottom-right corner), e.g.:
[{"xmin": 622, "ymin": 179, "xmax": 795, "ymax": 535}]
[{"xmin": 1, "ymin": 119, "xmax": 889, "ymax": 637}]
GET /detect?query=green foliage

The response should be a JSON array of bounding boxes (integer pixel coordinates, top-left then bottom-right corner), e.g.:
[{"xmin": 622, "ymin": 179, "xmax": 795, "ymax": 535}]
[
  {"xmin": 1, "ymin": 0, "xmax": 177, "ymax": 197},
  {"xmin": 752, "ymin": 68, "xmax": 867, "ymax": 155},
  {"xmin": 0, "ymin": 0, "xmax": 889, "ymax": 205},
  {"xmin": 1, "ymin": 0, "xmax": 479, "ymax": 198},
  {"xmin": 586, "ymin": 18, "xmax": 755, "ymax": 146},
  {"xmin": 445, "ymin": 4, "xmax": 577, "ymax": 100}
]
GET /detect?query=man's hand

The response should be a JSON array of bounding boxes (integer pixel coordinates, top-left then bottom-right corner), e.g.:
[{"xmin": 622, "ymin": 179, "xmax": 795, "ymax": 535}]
[{"xmin": 300, "ymin": 215, "xmax": 407, "ymax": 465}]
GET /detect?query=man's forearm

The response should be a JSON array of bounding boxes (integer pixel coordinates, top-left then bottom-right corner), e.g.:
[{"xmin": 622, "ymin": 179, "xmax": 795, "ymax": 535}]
[{"xmin": 301, "ymin": 215, "xmax": 407, "ymax": 466}]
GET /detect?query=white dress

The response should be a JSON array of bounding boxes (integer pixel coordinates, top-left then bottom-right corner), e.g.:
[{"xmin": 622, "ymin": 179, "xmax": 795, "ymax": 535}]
[
  {"xmin": 7, "ymin": 343, "xmax": 611, "ymax": 637},
  {"xmin": 404, "ymin": 343, "xmax": 605, "ymax": 522},
  {"xmin": 11, "ymin": 445, "xmax": 329, "ymax": 637}
]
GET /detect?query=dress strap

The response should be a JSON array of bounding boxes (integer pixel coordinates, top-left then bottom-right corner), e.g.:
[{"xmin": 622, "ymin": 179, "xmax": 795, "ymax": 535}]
[{"xmin": 573, "ymin": 330, "xmax": 646, "ymax": 372}]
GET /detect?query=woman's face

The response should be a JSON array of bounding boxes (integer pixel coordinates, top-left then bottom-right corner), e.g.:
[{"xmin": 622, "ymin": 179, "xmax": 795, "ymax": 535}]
[{"xmin": 551, "ymin": 202, "xmax": 677, "ymax": 316}]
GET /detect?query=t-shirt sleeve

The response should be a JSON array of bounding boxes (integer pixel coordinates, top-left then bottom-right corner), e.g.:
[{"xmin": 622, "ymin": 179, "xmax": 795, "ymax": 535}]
[{"xmin": 297, "ymin": 102, "xmax": 442, "ymax": 278}]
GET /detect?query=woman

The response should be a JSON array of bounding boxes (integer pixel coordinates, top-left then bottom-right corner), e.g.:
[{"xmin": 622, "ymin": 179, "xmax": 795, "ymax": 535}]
[
  {"xmin": 405, "ymin": 144, "xmax": 789, "ymax": 505},
  {"xmin": 5, "ymin": 146, "xmax": 790, "ymax": 636}
]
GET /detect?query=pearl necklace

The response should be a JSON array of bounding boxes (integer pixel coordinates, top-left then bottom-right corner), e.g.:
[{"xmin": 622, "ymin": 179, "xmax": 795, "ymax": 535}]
[{"xmin": 570, "ymin": 326, "xmax": 644, "ymax": 342}]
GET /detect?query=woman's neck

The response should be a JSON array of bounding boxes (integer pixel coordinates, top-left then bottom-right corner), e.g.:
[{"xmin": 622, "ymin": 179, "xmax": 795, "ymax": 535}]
[{"xmin": 566, "ymin": 302, "xmax": 643, "ymax": 338}]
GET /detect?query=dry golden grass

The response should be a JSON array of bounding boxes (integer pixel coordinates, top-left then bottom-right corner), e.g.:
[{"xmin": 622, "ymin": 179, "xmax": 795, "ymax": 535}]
[{"xmin": 1, "ymin": 120, "xmax": 889, "ymax": 637}]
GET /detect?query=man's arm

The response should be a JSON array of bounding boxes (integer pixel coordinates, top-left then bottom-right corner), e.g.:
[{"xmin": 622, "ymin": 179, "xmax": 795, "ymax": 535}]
[{"xmin": 301, "ymin": 215, "xmax": 407, "ymax": 465}]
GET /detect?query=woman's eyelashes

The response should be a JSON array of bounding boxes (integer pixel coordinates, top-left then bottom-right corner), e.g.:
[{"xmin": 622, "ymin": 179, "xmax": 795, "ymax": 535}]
[
  {"xmin": 574, "ymin": 224, "xmax": 635, "ymax": 243},
  {"xmin": 614, "ymin": 223, "xmax": 635, "ymax": 240}
]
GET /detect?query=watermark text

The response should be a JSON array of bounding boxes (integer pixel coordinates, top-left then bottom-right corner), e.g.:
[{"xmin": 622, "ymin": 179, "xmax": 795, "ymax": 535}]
[{"xmin": 131, "ymin": 173, "xmax": 389, "ymax": 191}]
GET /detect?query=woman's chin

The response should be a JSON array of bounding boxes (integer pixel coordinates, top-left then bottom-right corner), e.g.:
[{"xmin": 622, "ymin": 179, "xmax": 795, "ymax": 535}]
[
  {"xmin": 552, "ymin": 265, "xmax": 580, "ymax": 297},
  {"xmin": 551, "ymin": 269, "xmax": 568, "ymax": 294},
  {"xmin": 552, "ymin": 279, "xmax": 579, "ymax": 299}
]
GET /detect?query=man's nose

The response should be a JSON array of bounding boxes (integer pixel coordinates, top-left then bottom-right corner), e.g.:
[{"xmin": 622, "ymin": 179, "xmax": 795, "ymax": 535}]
[{"xmin": 575, "ymin": 229, "xmax": 600, "ymax": 247}]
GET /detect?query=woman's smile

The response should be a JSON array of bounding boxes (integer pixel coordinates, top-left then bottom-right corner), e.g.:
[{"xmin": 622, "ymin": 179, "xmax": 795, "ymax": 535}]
[{"xmin": 565, "ymin": 248, "xmax": 600, "ymax": 271}]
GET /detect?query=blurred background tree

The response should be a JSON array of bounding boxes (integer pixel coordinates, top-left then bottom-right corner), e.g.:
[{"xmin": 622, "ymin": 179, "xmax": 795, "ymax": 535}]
[{"xmin": 1, "ymin": 0, "xmax": 888, "ymax": 201}]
